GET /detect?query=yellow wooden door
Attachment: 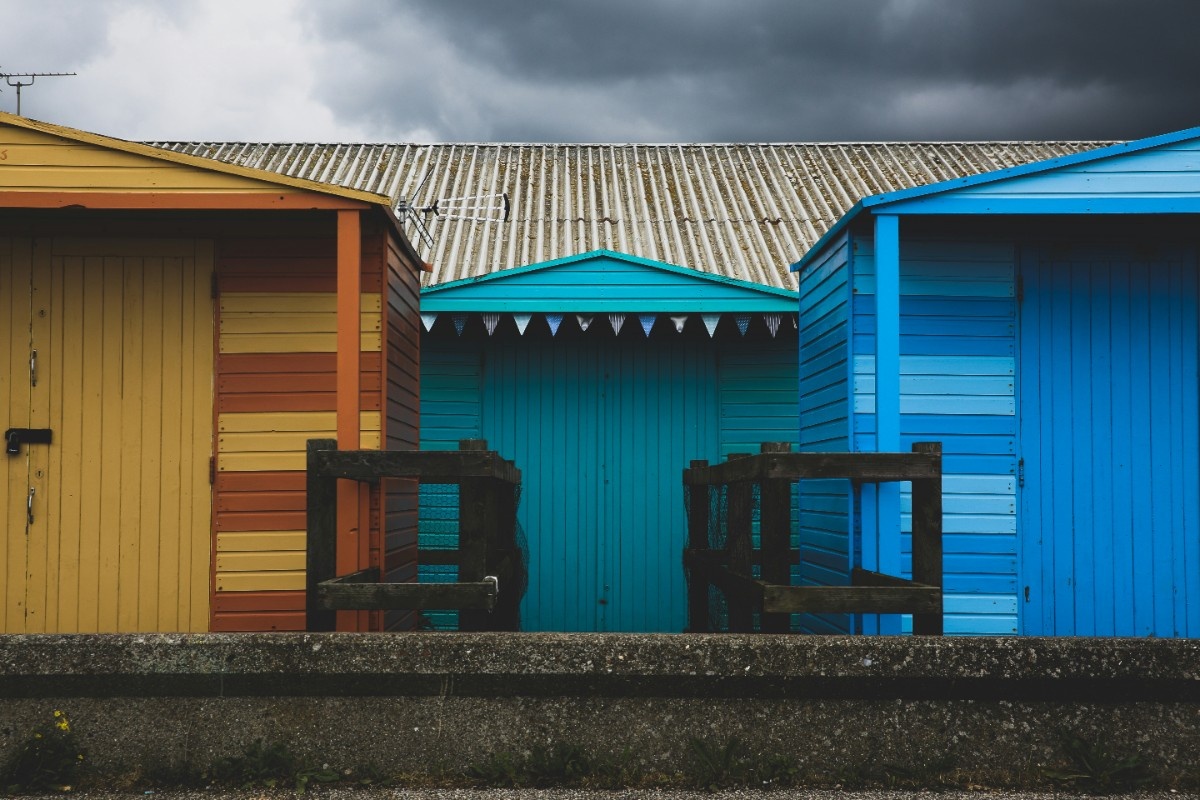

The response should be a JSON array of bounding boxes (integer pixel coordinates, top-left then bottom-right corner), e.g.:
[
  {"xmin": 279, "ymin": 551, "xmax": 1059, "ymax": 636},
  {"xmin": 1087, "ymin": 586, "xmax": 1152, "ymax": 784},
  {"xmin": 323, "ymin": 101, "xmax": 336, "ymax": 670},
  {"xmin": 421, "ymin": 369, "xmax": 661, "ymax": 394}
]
[
  {"xmin": 8, "ymin": 237, "xmax": 215, "ymax": 633},
  {"xmin": 1, "ymin": 238, "xmax": 34, "ymax": 631}
]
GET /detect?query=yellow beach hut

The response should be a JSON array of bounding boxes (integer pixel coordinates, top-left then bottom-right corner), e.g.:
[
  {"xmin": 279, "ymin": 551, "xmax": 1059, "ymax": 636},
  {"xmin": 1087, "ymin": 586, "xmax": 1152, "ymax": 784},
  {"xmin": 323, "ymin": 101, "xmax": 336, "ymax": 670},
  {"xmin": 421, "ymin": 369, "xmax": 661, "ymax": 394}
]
[{"xmin": 0, "ymin": 113, "xmax": 423, "ymax": 633}]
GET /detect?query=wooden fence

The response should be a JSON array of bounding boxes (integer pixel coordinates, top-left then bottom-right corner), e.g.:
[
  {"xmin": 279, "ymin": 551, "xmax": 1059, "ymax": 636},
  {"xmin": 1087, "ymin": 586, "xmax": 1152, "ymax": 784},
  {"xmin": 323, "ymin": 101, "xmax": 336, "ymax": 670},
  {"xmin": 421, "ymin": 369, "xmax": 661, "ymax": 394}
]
[
  {"xmin": 683, "ymin": 441, "xmax": 943, "ymax": 635},
  {"xmin": 306, "ymin": 438, "xmax": 523, "ymax": 631}
]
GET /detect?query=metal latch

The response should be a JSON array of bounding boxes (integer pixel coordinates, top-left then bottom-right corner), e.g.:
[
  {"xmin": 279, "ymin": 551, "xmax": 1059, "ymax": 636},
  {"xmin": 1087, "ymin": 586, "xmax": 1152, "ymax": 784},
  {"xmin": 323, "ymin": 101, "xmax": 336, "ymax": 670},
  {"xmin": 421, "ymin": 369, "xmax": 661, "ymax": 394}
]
[{"xmin": 5, "ymin": 428, "xmax": 52, "ymax": 455}]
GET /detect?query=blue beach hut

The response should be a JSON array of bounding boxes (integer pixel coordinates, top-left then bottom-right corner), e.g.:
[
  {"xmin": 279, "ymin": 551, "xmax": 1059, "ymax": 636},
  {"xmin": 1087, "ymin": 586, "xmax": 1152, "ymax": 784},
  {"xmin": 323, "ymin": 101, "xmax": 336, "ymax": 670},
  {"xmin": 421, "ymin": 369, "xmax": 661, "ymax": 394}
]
[
  {"xmin": 792, "ymin": 127, "xmax": 1200, "ymax": 637},
  {"xmin": 419, "ymin": 250, "xmax": 797, "ymax": 631}
]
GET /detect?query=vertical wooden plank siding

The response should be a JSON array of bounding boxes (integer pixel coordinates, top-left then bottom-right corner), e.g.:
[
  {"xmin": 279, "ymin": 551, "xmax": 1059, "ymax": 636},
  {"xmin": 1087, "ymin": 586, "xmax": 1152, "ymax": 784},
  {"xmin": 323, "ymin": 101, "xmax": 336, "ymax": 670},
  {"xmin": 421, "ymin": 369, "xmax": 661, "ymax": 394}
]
[
  {"xmin": 211, "ymin": 228, "xmax": 385, "ymax": 632},
  {"xmin": 478, "ymin": 330, "xmax": 718, "ymax": 632},
  {"xmin": 0, "ymin": 237, "xmax": 32, "ymax": 632},
  {"xmin": 853, "ymin": 237, "xmax": 1019, "ymax": 635},
  {"xmin": 1019, "ymin": 244, "xmax": 1200, "ymax": 637},
  {"xmin": 381, "ymin": 232, "xmax": 421, "ymax": 630},
  {"xmin": 795, "ymin": 232, "xmax": 854, "ymax": 634},
  {"xmin": 6, "ymin": 238, "xmax": 214, "ymax": 633}
]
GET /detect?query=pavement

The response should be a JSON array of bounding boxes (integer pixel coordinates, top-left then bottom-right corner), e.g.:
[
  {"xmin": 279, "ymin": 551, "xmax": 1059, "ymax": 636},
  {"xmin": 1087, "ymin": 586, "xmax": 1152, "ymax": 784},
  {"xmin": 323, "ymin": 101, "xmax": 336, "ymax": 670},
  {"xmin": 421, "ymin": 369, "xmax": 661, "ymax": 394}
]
[{"xmin": 28, "ymin": 790, "xmax": 1200, "ymax": 800}]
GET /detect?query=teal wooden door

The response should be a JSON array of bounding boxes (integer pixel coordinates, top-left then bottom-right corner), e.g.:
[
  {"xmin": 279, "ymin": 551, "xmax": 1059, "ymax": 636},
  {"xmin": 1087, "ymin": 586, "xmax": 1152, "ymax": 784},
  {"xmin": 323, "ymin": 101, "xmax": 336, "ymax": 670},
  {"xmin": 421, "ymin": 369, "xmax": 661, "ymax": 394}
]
[{"xmin": 482, "ymin": 334, "xmax": 718, "ymax": 631}]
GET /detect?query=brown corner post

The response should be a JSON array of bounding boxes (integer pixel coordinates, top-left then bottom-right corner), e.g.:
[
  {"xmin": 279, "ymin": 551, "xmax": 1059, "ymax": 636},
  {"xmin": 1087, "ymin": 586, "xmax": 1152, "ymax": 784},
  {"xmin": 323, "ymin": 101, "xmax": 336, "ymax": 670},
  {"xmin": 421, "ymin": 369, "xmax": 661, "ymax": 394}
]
[
  {"xmin": 457, "ymin": 438, "xmax": 491, "ymax": 631},
  {"xmin": 725, "ymin": 453, "xmax": 754, "ymax": 633},
  {"xmin": 490, "ymin": 475, "xmax": 522, "ymax": 631},
  {"xmin": 910, "ymin": 441, "xmax": 943, "ymax": 635},
  {"xmin": 685, "ymin": 459, "xmax": 711, "ymax": 632},
  {"xmin": 759, "ymin": 442, "xmax": 793, "ymax": 633},
  {"xmin": 306, "ymin": 438, "xmax": 339, "ymax": 632}
]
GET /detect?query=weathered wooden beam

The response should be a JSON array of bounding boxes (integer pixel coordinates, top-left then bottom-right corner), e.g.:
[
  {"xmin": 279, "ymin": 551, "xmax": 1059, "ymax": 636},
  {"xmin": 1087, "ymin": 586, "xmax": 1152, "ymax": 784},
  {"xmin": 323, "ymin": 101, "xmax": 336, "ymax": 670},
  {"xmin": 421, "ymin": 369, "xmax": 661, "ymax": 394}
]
[
  {"xmin": 762, "ymin": 584, "xmax": 941, "ymax": 615},
  {"xmin": 313, "ymin": 449, "xmax": 521, "ymax": 484},
  {"xmin": 851, "ymin": 567, "xmax": 923, "ymax": 589},
  {"xmin": 910, "ymin": 441, "xmax": 944, "ymax": 635},
  {"xmin": 759, "ymin": 443, "xmax": 793, "ymax": 633},
  {"xmin": 725, "ymin": 454, "xmax": 755, "ymax": 632},
  {"xmin": 685, "ymin": 460, "xmax": 712, "ymax": 633},
  {"xmin": 683, "ymin": 451, "xmax": 941, "ymax": 485},
  {"xmin": 318, "ymin": 577, "xmax": 498, "ymax": 611},
  {"xmin": 704, "ymin": 566, "xmax": 767, "ymax": 604},
  {"xmin": 306, "ymin": 438, "xmax": 339, "ymax": 632}
]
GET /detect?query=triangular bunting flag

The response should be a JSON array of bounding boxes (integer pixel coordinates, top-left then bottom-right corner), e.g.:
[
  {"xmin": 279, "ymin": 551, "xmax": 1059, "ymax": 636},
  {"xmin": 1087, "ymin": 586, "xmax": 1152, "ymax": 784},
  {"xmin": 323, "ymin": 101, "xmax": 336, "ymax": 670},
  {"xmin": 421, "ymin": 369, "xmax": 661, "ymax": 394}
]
[
  {"xmin": 639, "ymin": 314, "xmax": 656, "ymax": 336},
  {"xmin": 735, "ymin": 314, "xmax": 750, "ymax": 336},
  {"xmin": 453, "ymin": 314, "xmax": 468, "ymax": 336},
  {"xmin": 546, "ymin": 313, "xmax": 563, "ymax": 336},
  {"xmin": 482, "ymin": 312, "xmax": 501, "ymax": 336},
  {"xmin": 701, "ymin": 314, "xmax": 720, "ymax": 338},
  {"xmin": 609, "ymin": 314, "xmax": 626, "ymax": 335},
  {"xmin": 576, "ymin": 314, "xmax": 593, "ymax": 332},
  {"xmin": 514, "ymin": 313, "xmax": 532, "ymax": 335},
  {"xmin": 764, "ymin": 314, "xmax": 781, "ymax": 337},
  {"xmin": 791, "ymin": 315, "xmax": 798, "ymax": 329},
  {"xmin": 670, "ymin": 315, "xmax": 688, "ymax": 333},
  {"xmin": 420, "ymin": 312, "xmax": 438, "ymax": 332}
]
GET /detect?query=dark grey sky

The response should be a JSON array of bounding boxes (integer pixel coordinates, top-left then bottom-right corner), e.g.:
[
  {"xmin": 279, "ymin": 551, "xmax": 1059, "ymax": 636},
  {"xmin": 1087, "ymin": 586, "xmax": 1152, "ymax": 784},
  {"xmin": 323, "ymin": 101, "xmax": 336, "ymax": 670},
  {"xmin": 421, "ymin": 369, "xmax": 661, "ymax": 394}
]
[{"xmin": 1, "ymin": 0, "xmax": 1197, "ymax": 142}]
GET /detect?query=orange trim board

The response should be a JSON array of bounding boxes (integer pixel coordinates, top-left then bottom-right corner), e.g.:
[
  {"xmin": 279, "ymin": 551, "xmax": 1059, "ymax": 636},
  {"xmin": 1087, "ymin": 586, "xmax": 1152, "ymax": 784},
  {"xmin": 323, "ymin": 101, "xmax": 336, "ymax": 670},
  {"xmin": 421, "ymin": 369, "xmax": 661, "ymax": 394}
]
[{"xmin": 0, "ymin": 190, "xmax": 372, "ymax": 211}]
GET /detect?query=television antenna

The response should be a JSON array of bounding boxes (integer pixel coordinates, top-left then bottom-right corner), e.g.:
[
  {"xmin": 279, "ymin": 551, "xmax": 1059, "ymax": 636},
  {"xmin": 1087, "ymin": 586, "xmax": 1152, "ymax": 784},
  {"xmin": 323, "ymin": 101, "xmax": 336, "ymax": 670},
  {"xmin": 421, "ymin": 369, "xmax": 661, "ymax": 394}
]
[
  {"xmin": 393, "ymin": 166, "xmax": 510, "ymax": 259},
  {"xmin": 0, "ymin": 71, "xmax": 77, "ymax": 115}
]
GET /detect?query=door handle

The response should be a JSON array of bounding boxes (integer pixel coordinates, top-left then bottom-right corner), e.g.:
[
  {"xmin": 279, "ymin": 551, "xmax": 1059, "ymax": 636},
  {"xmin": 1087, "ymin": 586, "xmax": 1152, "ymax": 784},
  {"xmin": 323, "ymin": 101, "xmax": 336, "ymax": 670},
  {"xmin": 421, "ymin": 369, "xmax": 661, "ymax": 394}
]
[
  {"xmin": 27, "ymin": 487, "xmax": 35, "ymax": 526},
  {"xmin": 30, "ymin": 349, "xmax": 37, "ymax": 387}
]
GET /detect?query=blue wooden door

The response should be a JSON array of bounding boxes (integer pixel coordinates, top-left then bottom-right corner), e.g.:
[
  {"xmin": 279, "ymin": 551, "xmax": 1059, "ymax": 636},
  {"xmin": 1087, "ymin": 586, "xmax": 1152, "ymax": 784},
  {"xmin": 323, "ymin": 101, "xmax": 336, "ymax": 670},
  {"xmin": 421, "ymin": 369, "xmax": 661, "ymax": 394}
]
[
  {"xmin": 1018, "ymin": 244, "xmax": 1200, "ymax": 636},
  {"xmin": 481, "ymin": 334, "xmax": 717, "ymax": 631}
]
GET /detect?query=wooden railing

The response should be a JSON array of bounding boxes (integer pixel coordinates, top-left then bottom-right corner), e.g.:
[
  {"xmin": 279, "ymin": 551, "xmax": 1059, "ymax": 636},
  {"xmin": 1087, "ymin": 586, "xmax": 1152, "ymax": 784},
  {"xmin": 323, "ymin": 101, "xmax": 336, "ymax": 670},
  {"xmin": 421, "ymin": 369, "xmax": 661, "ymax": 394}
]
[
  {"xmin": 683, "ymin": 442, "xmax": 943, "ymax": 635},
  {"xmin": 306, "ymin": 438, "xmax": 523, "ymax": 631}
]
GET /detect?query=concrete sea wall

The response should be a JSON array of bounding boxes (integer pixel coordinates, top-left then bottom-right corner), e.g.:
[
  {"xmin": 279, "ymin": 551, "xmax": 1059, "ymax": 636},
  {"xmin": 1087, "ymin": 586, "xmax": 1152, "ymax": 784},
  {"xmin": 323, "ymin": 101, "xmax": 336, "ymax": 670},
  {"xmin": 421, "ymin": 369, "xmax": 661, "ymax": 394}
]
[{"xmin": 1, "ymin": 633, "xmax": 1197, "ymax": 780}]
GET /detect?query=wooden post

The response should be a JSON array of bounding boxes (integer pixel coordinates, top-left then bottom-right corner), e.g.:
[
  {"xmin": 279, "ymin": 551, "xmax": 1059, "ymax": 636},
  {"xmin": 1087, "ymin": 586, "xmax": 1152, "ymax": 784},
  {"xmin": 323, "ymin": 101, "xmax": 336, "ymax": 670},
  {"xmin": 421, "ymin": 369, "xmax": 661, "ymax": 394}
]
[
  {"xmin": 685, "ymin": 459, "xmax": 711, "ymax": 633},
  {"xmin": 336, "ymin": 210, "xmax": 363, "ymax": 631},
  {"xmin": 910, "ymin": 441, "xmax": 943, "ymax": 635},
  {"xmin": 458, "ymin": 439, "xmax": 492, "ymax": 631},
  {"xmin": 490, "ymin": 476, "xmax": 521, "ymax": 630},
  {"xmin": 306, "ymin": 438, "xmax": 338, "ymax": 632},
  {"xmin": 759, "ymin": 442, "xmax": 793, "ymax": 633},
  {"xmin": 725, "ymin": 453, "xmax": 754, "ymax": 633}
]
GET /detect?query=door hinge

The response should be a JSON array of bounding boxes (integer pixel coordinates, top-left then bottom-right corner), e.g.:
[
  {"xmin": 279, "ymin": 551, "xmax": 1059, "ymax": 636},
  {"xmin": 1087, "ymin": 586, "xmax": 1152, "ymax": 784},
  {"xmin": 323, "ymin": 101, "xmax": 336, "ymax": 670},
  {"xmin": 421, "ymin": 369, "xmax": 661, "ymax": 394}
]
[
  {"xmin": 209, "ymin": 456, "xmax": 216, "ymax": 485},
  {"xmin": 1017, "ymin": 457, "xmax": 1025, "ymax": 488}
]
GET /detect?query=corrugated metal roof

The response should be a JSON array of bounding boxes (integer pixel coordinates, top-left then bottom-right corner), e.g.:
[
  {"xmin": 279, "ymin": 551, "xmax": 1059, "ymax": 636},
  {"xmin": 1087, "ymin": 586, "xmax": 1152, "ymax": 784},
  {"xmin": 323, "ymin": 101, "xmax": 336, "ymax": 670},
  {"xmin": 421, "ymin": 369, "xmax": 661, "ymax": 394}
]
[{"xmin": 152, "ymin": 141, "xmax": 1112, "ymax": 290}]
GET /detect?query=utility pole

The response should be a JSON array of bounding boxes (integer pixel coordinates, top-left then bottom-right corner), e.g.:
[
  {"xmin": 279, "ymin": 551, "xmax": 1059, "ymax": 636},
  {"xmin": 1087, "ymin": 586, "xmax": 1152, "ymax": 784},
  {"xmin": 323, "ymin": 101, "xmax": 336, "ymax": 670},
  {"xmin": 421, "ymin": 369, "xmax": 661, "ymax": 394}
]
[{"xmin": 0, "ymin": 71, "xmax": 77, "ymax": 115}]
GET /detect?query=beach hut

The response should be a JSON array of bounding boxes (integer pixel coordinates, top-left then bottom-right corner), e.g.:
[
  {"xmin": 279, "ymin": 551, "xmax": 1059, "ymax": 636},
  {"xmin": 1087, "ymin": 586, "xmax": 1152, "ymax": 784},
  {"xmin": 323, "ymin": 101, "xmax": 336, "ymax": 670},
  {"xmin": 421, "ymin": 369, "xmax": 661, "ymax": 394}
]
[
  {"xmin": 420, "ymin": 249, "xmax": 796, "ymax": 631},
  {"xmin": 792, "ymin": 126, "xmax": 1200, "ymax": 637},
  {"xmin": 0, "ymin": 113, "xmax": 422, "ymax": 633},
  {"xmin": 155, "ymin": 140, "xmax": 1109, "ymax": 632}
]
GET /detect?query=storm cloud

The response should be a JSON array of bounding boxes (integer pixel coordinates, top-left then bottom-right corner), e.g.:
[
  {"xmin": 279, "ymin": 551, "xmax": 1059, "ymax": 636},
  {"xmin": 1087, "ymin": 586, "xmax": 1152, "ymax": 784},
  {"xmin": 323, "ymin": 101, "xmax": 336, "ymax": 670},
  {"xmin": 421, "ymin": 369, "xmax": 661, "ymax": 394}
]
[{"xmin": 1, "ymin": 0, "xmax": 1197, "ymax": 142}]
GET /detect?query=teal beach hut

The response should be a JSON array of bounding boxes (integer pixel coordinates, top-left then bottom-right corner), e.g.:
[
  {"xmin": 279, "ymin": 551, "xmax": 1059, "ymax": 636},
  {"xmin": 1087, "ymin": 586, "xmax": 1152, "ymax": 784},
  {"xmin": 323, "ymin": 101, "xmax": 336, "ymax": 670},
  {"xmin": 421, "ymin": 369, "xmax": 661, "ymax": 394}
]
[
  {"xmin": 420, "ymin": 250, "xmax": 797, "ymax": 631},
  {"xmin": 792, "ymin": 127, "xmax": 1200, "ymax": 637}
]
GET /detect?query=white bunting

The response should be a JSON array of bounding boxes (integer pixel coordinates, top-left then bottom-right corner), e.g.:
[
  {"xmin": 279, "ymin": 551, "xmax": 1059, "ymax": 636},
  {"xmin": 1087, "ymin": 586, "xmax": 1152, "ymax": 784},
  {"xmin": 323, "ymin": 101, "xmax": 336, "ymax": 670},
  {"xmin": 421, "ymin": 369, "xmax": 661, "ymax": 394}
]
[
  {"xmin": 546, "ymin": 313, "xmax": 564, "ymax": 336},
  {"xmin": 639, "ymin": 314, "xmax": 656, "ymax": 336},
  {"xmin": 483, "ymin": 312, "xmax": 501, "ymax": 336},
  {"xmin": 791, "ymin": 315, "xmax": 798, "ymax": 329},
  {"xmin": 453, "ymin": 314, "xmax": 468, "ymax": 336},
  {"xmin": 735, "ymin": 314, "xmax": 750, "ymax": 336},
  {"xmin": 609, "ymin": 314, "xmax": 626, "ymax": 335},
  {"xmin": 764, "ymin": 314, "xmax": 781, "ymax": 337},
  {"xmin": 670, "ymin": 315, "xmax": 688, "ymax": 333},
  {"xmin": 420, "ymin": 312, "xmax": 438, "ymax": 332},
  {"xmin": 701, "ymin": 314, "xmax": 720, "ymax": 338},
  {"xmin": 576, "ymin": 314, "xmax": 593, "ymax": 332},
  {"xmin": 514, "ymin": 313, "xmax": 532, "ymax": 335}
]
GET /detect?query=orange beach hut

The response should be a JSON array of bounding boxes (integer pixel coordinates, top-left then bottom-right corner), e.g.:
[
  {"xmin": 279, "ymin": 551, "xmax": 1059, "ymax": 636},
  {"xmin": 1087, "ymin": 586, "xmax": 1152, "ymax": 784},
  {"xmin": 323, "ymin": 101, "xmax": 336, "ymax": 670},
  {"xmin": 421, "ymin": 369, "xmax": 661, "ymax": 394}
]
[{"xmin": 0, "ymin": 112, "xmax": 422, "ymax": 633}]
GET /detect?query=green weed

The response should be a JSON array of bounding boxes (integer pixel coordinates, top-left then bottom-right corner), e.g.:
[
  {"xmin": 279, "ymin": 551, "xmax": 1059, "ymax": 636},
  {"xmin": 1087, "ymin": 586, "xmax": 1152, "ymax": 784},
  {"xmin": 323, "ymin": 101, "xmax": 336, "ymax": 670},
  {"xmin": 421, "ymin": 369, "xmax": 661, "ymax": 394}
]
[
  {"xmin": 1, "ymin": 710, "xmax": 87, "ymax": 793},
  {"xmin": 1043, "ymin": 732, "xmax": 1154, "ymax": 793}
]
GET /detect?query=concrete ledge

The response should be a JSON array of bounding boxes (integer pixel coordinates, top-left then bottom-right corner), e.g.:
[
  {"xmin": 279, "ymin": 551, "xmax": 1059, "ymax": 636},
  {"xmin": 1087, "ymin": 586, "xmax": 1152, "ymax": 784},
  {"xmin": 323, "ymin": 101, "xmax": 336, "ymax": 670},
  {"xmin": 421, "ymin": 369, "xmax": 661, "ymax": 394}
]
[{"xmin": 1, "ymin": 633, "xmax": 1198, "ymax": 779}]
